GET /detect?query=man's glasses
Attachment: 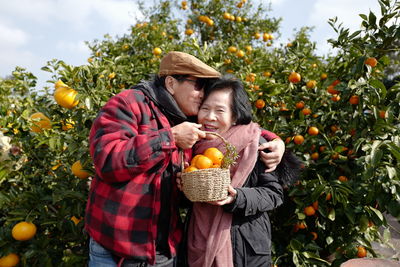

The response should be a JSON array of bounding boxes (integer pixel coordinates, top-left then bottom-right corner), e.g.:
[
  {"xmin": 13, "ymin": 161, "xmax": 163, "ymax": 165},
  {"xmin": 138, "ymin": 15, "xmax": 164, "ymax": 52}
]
[{"xmin": 176, "ymin": 78, "xmax": 206, "ymax": 91}]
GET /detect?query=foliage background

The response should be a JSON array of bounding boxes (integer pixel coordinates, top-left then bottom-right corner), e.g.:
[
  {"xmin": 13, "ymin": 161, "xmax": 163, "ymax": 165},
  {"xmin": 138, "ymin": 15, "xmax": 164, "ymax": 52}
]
[{"xmin": 0, "ymin": 0, "xmax": 399, "ymax": 266}]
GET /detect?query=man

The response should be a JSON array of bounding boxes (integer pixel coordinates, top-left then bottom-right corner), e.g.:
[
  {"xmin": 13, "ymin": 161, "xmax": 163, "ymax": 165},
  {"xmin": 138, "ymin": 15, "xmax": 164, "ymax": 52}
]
[{"xmin": 85, "ymin": 51, "xmax": 284, "ymax": 266}]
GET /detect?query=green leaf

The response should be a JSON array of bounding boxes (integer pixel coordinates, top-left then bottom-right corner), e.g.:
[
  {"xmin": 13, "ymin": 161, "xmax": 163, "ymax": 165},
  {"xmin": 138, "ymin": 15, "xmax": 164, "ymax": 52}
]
[
  {"xmin": 370, "ymin": 79, "xmax": 387, "ymax": 99},
  {"xmin": 369, "ymin": 206, "xmax": 384, "ymax": 221},
  {"xmin": 326, "ymin": 236, "xmax": 334, "ymax": 245},
  {"xmin": 328, "ymin": 208, "xmax": 336, "ymax": 221},
  {"xmin": 290, "ymin": 239, "xmax": 303, "ymax": 251},
  {"xmin": 387, "ymin": 142, "xmax": 400, "ymax": 161}
]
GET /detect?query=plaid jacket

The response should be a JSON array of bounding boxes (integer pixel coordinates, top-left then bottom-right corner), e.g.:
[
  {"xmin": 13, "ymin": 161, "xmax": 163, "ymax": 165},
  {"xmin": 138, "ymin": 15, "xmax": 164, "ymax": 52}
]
[{"xmin": 85, "ymin": 88, "xmax": 190, "ymax": 264}]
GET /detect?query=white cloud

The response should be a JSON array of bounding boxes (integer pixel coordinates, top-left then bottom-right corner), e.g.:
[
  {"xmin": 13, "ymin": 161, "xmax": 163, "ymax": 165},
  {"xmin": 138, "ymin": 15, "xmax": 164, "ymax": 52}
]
[
  {"xmin": 56, "ymin": 40, "xmax": 91, "ymax": 54},
  {"xmin": 0, "ymin": 22, "xmax": 29, "ymax": 48},
  {"xmin": 309, "ymin": 0, "xmax": 380, "ymax": 31}
]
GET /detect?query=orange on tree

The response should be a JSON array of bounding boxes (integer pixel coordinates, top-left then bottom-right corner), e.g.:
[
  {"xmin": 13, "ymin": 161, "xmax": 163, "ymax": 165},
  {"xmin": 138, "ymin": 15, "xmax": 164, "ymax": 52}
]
[
  {"xmin": 364, "ymin": 57, "xmax": 378, "ymax": 67},
  {"xmin": 54, "ymin": 83, "xmax": 79, "ymax": 109},
  {"xmin": 71, "ymin": 160, "xmax": 90, "ymax": 179},
  {"xmin": 30, "ymin": 112, "xmax": 52, "ymax": 133},
  {"xmin": 320, "ymin": 73, "xmax": 328, "ymax": 80},
  {"xmin": 297, "ymin": 221, "xmax": 307, "ymax": 229},
  {"xmin": 331, "ymin": 94, "xmax": 341, "ymax": 102},
  {"xmin": 185, "ymin": 28, "xmax": 194, "ymax": 35},
  {"xmin": 222, "ymin": 12, "xmax": 231, "ymax": 20},
  {"xmin": 263, "ymin": 71, "xmax": 272, "ymax": 77},
  {"xmin": 153, "ymin": 47, "xmax": 162, "ymax": 56},
  {"xmin": 306, "ymin": 80, "xmax": 317, "ymax": 89},
  {"xmin": 357, "ymin": 246, "xmax": 367, "ymax": 258},
  {"xmin": 379, "ymin": 110, "xmax": 387, "ymax": 119},
  {"xmin": 302, "ymin": 108, "xmax": 312, "ymax": 115},
  {"xmin": 338, "ymin": 175, "xmax": 348, "ymax": 182},
  {"xmin": 327, "ymin": 85, "xmax": 339, "ymax": 95},
  {"xmin": 349, "ymin": 95, "xmax": 359, "ymax": 105},
  {"xmin": 308, "ymin": 126, "xmax": 319, "ymax": 136},
  {"xmin": 71, "ymin": 216, "xmax": 82, "ymax": 225},
  {"xmin": 304, "ymin": 206, "xmax": 316, "ymax": 216},
  {"xmin": 295, "ymin": 101, "xmax": 305, "ymax": 109},
  {"xmin": 331, "ymin": 79, "xmax": 341, "ymax": 86},
  {"xmin": 108, "ymin": 72, "xmax": 116, "ymax": 79},
  {"xmin": 293, "ymin": 135, "xmax": 305, "ymax": 145},
  {"xmin": 194, "ymin": 155, "xmax": 213, "ymax": 169},
  {"xmin": 12, "ymin": 221, "xmax": 37, "ymax": 241},
  {"xmin": 310, "ymin": 231, "xmax": 318, "ymax": 240},
  {"xmin": 253, "ymin": 32, "xmax": 261, "ymax": 39},
  {"xmin": 0, "ymin": 253, "xmax": 20, "ymax": 267},
  {"xmin": 203, "ymin": 147, "xmax": 224, "ymax": 165},
  {"xmin": 288, "ymin": 72, "xmax": 301, "ymax": 83},
  {"xmin": 228, "ymin": 46, "xmax": 237, "ymax": 53},
  {"xmin": 312, "ymin": 200, "xmax": 319, "ymax": 210},
  {"xmin": 236, "ymin": 50, "xmax": 245, "ymax": 58},
  {"xmin": 255, "ymin": 99, "xmax": 266, "ymax": 109},
  {"xmin": 326, "ymin": 192, "xmax": 332, "ymax": 201},
  {"xmin": 311, "ymin": 152, "xmax": 319, "ymax": 160}
]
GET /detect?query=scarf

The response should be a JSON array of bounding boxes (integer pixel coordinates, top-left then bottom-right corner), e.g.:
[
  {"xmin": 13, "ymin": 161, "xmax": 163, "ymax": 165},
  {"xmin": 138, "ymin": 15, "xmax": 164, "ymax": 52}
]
[{"xmin": 187, "ymin": 122, "xmax": 261, "ymax": 267}]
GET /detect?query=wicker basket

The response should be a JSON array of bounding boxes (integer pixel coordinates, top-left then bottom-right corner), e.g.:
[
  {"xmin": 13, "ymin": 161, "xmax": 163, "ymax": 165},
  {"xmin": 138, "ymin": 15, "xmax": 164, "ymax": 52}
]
[{"xmin": 181, "ymin": 132, "xmax": 236, "ymax": 202}]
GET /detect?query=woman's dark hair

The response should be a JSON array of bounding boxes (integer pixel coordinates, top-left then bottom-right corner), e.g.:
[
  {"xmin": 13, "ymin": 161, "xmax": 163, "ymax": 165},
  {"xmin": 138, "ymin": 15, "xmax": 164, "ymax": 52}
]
[{"xmin": 204, "ymin": 75, "xmax": 253, "ymax": 125}]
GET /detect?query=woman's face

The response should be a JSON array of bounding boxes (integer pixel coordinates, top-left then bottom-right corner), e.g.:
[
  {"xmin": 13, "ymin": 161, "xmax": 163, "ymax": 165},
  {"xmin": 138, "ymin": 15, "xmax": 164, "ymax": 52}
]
[{"xmin": 198, "ymin": 88, "xmax": 234, "ymax": 136}]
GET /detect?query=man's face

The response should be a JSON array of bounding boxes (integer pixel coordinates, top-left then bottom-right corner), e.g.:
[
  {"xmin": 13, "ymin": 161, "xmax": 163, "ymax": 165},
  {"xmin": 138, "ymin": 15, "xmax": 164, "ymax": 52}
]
[{"xmin": 168, "ymin": 76, "xmax": 205, "ymax": 116}]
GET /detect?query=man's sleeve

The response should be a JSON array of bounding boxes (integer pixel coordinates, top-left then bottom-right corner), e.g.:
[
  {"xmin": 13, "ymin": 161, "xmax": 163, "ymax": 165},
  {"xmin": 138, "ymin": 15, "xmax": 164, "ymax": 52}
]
[
  {"xmin": 89, "ymin": 92, "xmax": 175, "ymax": 183},
  {"xmin": 261, "ymin": 128, "xmax": 280, "ymax": 141}
]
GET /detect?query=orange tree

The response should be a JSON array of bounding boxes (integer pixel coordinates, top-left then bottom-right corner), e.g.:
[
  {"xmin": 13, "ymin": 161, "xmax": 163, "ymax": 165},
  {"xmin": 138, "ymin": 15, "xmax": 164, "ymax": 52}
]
[{"xmin": 0, "ymin": 0, "xmax": 399, "ymax": 266}]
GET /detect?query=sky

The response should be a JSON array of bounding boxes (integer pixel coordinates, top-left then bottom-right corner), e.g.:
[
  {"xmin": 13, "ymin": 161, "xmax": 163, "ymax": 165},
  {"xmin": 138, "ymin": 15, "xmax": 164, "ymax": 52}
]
[{"xmin": 0, "ymin": 0, "xmax": 381, "ymax": 89}]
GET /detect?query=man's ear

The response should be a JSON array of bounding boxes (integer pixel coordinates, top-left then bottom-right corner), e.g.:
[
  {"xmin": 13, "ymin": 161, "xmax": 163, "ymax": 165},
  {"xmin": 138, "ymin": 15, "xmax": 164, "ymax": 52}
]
[{"xmin": 164, "ymin": 76, "xmax": 175, "ymax": 95}]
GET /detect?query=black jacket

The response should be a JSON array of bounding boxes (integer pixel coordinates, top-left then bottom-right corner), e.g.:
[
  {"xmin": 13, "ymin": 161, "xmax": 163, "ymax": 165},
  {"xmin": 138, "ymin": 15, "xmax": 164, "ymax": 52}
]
[{"xmin": 223, "ymin": 158, "xmax": 284, "ymax": 267}]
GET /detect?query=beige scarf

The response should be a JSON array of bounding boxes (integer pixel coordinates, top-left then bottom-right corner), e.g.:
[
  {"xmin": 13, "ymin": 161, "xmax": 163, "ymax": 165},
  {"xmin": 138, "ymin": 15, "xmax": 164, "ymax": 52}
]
[{"xmin": 187, "ymin": 122, "xmax": 261, "ymax": 267}]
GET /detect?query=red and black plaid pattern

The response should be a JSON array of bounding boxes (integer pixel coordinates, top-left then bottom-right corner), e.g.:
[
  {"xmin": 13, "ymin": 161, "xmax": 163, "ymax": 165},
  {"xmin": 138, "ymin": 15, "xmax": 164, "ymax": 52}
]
[{"xmin": 85, "ymin": 89, "xmax": 189, "ymax": 264}]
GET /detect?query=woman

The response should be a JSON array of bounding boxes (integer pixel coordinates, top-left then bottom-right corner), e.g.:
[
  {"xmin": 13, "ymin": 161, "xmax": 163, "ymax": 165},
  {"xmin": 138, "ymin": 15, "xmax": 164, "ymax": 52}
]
[{"xmin": 186, "ymin": 76, "xmax": 296, "ymax": 267}]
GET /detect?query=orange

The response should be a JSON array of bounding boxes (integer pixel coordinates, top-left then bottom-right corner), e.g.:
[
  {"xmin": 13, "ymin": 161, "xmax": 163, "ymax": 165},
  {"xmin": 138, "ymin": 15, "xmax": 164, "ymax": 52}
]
[
  {"xmin": 330, "ymin": 125, "xmax": 339, "ymax": 132},
  {"xmin": 325, "ymin": 192, "xmax": 332, "ymax": 201},
  {"xmin": 311, "ymin": 152, "xmax": 319, "ymax": 160},
  {"xmin": 327, "ymin": 85, "xmax": 339, "ymax": 95},
  {"xmin": 338, "ymin": 175, "xmax": 348, "ymax": 182},
  {"xmin": 331, "ymin": 94, "xmax": 341, "ymax": 102},
  {"xmin": 308, "ymin": 126, "xmax": 319, "ymax": 136},
  {"xmin": 357, "ymin": 246, "xmax": 367, "ymax": 258},
  {"xmin": 331, "ymin": 79, "xmax": 341, "ymax": 86},
  {"xmin": 190, "ymin": 154, "xmax": 202, "ymax": 166},
  {"xmin": 295, "ymin": 101, "xmax": 305, "ymax": 109},
  {"xmin": 236, "ymin": 50, "xmax": 245, "ymax": 58},
  {"xmin": 0, "ymin": 253, "xmax": 20, "ymax": 267},
  {"xmin": 263, "ymin": 71, "xmax": 272, "ymax": 77},
  {"xmin": 306, "ymin": 80, "xmax": 317, "ymax": 89},
  {"xmin": 310, "ymin": 231, "xmax": 318, "ymax": 240},
  {"xmin": 253, "ymin": 32, "xmax": 261, "ymax": 39},
  {"xmin": 304, "ymin": 206, "xmax": 316, "ymax": 216},
  {"xmin": 293, "ymin": 135, "xmax": 304, "ymax": 145},
  {"xmin": 222, "ymin": 12, "xmax": 231, "ymax": 20},
  {"xmin": 297, "ymin": 221, "xmax": 306, "ymax": 229},
  {"xmin": 30, "ymin": 112, "xmax": 52, "ymax": 133},
  {"xmin": 288, "ymin": 72, "xmax": 301, "ymax": 83},
  {"xmin": 203, "ymin": 147, "xmax": 224, "ymax": 165},
  {"xmin": 184, "ymin": 166, "xmax": 198, "ymax": 173},
  {"xmin": 71, "ymin": 216, "xmax": 82, "ymax": 225},
  {"xmin": 312, "ymin": 200, "xmax": 319, "ymax": 210},
  {"xmin": 331, "ymin": 153, "xmax": 340, "ymax": 160},
  {"xmin": 301, "ymin": 108, "xmax": 312, "ymax": 115},
  {"xmin": 379, "ymin": 110, "xmax": 387, "ymax": 119},
  {"xmin": 349, "ymin": 95, "xmax": 359, "ymax": 105},
  {"xmin": 153, "ymin": 47, "xmax": 162, "ymax": 56},
  {"xmin": 108, "ymin": 72, "xmax": 116, "ymax": 79},
  {"xmin": 71, "ymin": 161, "xmax": 90, "ymax": 179},
  {"xmin": 54, "ymin": 86, "xmax": 79, "ymax": 109},
  {"xmin": 319, "ymin": 146, "xmax": 327, "ymax": 152},
  {"xmin": 185, "ymin": 28, "xmax": 194, "ymax": 35},
  {"xmin": 228, "ymin": 46, "xmax": 237, "ymax": 53},
  {"xmin": 255, "ymin": 99, "xmax": 266, "ymax": 109},
  {"xmin": 286, "ymin": 42, "xmax": 293, "ymax": 47},
  {"xmin": 195, "ymin": 155, "xmax": 213, "ymax": 169},
  {"xmin": 320, "ymin": 73, "xmax": 328, "ymax": 80},
  {"xmin": 364, "ymin": 57, "xmax": 377, "ymax": 67},
  {"xmin": 12, "ymin": 221, "xmax": 37, "ymax": 241}
]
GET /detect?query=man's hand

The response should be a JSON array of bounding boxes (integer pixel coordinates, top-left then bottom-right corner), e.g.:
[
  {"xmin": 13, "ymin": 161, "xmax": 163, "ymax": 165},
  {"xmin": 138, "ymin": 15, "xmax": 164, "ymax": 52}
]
[
  {"xmin": 171, "ymin": 122, "xmax": 206, "ymax": 149},
  {"xmin": 259, "ymin": 138, "xmax": 285, "ymax": 172}
]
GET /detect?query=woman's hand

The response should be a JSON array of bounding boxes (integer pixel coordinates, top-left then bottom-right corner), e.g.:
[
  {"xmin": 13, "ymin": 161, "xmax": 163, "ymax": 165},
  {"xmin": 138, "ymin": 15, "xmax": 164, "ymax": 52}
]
[
  {"xmin": 259, "ymin": 138, "xmax": 285, "ymax": 172},
  {"xmin": 207, "ymin": 186, "xmax": 237, "ymax": 206}
]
